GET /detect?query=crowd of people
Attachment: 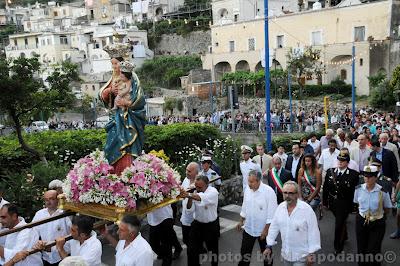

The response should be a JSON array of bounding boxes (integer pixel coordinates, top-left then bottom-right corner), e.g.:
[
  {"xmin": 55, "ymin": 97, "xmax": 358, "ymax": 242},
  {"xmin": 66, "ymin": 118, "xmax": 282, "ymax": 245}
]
[{"xmin": 1, "ymin": 110, "xmax": 400, "ymax": 266}]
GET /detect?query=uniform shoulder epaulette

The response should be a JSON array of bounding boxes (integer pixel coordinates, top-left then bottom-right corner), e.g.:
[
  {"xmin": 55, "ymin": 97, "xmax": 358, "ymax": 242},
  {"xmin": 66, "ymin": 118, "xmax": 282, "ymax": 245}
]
[{"xmin": 251, "ymin": 160, "xmax": 257, "ymax": 163}]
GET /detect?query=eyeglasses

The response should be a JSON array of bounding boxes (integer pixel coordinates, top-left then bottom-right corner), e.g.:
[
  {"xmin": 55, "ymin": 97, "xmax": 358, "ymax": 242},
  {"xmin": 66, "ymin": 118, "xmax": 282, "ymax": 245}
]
[{"xmin": 283, "ymin": 191, "xmax": 297, "ymax": 195}]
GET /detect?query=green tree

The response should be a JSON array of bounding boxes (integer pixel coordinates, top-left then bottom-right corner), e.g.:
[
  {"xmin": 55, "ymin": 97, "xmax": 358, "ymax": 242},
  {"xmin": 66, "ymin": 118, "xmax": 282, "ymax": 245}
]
[
  {"xmin": 137, "ymin": 55, "xmax": 202, "ymax": 89},
  {"xmin": 287, "ymin": 47, "xmax": 324, "ymax": 99},
  {"xmin": 0, "ymin": 57, "xmax": 80, "ymax": 163},
  {"xmin": 164, "ymin": 97, "xmax": 177, "ymax": 115},
  {"xmin": 390, "ymin": 65, "xmax": 400, "ymax": 90},
  {"xmin": 368, "ymin": 70, "xmax": 395, "ymax": 110}
]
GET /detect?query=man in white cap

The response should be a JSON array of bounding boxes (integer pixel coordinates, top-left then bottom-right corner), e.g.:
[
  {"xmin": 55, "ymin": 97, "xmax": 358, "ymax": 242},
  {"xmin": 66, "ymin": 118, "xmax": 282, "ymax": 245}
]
[
  {"xmin": 200, "ymin": 155, "xmax": 222, "ymax": 190},
  {"xmin": 240, "ymin": 145, "xmax": 262, "ymax": 191}
]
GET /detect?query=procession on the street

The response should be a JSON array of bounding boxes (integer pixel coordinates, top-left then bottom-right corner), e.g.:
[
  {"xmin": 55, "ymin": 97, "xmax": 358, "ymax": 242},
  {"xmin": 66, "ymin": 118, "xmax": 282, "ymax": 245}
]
[{"xmin": 2, "ymin": 1, "xmax": 400, "ymax": 266}]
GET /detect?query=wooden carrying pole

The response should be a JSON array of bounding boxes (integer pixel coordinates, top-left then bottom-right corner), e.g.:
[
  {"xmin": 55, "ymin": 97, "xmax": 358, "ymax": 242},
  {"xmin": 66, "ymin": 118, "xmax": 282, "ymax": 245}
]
[
  {"xmin": 27, "ymin": 220, "xmax": 110, "ymax": 255},
  {"xmin": 0, "ymin": 211, "xmax": 75, "ymax": 238}
]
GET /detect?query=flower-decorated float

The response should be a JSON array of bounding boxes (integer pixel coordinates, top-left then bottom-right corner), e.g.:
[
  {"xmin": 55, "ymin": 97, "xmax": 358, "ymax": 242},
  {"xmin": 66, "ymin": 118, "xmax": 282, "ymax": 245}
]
[
  {"xmin": 59, "ymin": 32, "xmax": 182, "ymax": 222},
  {"xmin": 59, "ymin": 150, "xmax": 182, "ymax": 222}
]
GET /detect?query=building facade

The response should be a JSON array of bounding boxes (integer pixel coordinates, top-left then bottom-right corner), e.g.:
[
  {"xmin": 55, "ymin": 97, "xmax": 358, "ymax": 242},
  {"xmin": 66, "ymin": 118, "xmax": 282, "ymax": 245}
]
[
  {"xmin": 131, "ymin": 0, "xmax": 185, "ymax": 22},
  {"xmin": 203, "ymin": 0, "xmax": 400, "ymax": 95}
]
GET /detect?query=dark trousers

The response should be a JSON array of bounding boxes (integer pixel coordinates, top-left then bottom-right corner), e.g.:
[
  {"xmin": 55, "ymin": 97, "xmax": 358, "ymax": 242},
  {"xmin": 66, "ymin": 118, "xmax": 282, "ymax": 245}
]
[
  {"xmin": 238, "ymin": 230, "xmax": 273, "ymax": 266},
  {"xmin": 149, "ymin": 218, "xmax": 181, "ymax": 266},
  {"xmin": 43, "ymin": 261, "xmax": 59, "ymax": 266},
  {"xmin": 356, "ymin": 215, "xmax": 386, "ymax": 266},
  {"xmin": 332, "ymin": 208, "xmax": 349, "ymax": 252},
  {"xmin": 182, "ymin": 224, "xmax": 191, "ymax": 246},
  {"xmin": 188, "ymin": 219, "xmax": 219, "ymax": 266}
]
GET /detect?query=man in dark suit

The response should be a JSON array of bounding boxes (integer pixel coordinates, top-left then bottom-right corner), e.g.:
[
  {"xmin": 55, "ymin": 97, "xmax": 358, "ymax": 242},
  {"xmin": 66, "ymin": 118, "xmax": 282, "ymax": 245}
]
[
  {"xmin": 285, "ymin": 143, "xmax": 304, "ymax": 181},
  {"xmin": 370, "ymin": 140, "xmax": 398, "ymax": 182},
  {"xmin": 323, "ymin": 151, "xmax": 359, "ymax": 254},
  {"xmin": 268, "ymin": 156, "xmax": 293, "ymax": 203}
]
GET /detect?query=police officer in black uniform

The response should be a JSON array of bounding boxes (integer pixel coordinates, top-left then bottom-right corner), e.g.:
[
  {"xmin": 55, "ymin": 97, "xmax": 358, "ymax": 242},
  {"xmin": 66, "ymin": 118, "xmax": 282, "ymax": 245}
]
[{"xmin": 322, "ymin": 151, "xmax": 359, "ymax": 254}]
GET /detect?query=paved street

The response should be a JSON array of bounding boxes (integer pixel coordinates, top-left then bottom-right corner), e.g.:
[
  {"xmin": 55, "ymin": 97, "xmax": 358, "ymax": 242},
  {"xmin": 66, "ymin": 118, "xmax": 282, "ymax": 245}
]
[{"xmin": 101, "ymin": 204, "xmax": 400, "ymax": 265}]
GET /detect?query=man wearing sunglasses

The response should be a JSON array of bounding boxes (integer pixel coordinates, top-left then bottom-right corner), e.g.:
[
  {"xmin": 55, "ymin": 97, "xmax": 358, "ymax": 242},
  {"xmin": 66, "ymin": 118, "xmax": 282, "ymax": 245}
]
[{"xmin": 264, "ymin": 181, "xmax": 321, "ymax": 266}]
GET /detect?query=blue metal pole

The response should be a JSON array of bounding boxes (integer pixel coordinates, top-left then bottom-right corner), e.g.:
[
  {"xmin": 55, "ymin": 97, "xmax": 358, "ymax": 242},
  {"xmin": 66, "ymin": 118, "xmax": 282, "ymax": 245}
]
[
  {"xmin": 351, "ymin": 44, "xmax": 356, "ymax": 125},
  {"xmin": 264, "ymin": 0, "xmax": 271, "ymax": 151},
  {"xmin": 288, "ymin": 69, "xmax": 292, "ymax": 133}
]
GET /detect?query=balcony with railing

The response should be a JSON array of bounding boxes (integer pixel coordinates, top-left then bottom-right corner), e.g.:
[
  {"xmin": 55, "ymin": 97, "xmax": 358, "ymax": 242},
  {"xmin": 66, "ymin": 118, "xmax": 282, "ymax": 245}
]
[{"xmin": 5, "ymin": 44, "xmax": 39, "ymax": 51}]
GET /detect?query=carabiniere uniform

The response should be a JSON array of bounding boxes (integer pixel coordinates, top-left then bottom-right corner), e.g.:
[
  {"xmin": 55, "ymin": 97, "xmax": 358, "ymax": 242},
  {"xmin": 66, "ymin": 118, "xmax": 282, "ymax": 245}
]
[{"xmin": 322, "ymin": 159, "xmax": 359, "ymax": 253}]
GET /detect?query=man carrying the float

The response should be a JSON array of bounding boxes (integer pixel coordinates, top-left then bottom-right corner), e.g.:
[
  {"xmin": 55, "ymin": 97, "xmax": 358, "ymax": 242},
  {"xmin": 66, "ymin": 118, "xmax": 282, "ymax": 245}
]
[
  {"xmin": 0, "ymin": 204, "xmax": 43, "ymax": 266},
  {"xmin": 33, "ymin": 190, "xmax": 72, "ymax": 266}
]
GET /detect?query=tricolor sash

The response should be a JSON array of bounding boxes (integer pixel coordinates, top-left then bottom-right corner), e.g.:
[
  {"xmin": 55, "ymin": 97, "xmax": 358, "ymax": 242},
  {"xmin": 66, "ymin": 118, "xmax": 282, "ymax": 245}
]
[
  {"xmin": 304, "ymin": 170, "xmax": 316, "ymax": 193},
  {"xmin": 270, "ymin": 168, "xmax": 284, "ymax": 193}
]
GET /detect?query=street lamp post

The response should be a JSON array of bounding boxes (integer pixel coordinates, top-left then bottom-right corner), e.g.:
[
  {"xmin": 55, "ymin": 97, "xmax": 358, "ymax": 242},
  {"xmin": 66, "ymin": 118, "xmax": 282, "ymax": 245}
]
[
  {"xmin": 264, "ymin": 0, "xmax": 271, "ymax": 150},
  {"xmin": 351, "ymin": 44, "xmax": 356, "ymax": 125}
]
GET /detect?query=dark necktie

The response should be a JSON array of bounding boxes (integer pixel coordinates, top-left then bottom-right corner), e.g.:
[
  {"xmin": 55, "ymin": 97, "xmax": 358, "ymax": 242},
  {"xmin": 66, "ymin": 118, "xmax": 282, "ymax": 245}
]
[{"xmin": 260, "ymin": 156, "xmax": 263, "ymax": 169}]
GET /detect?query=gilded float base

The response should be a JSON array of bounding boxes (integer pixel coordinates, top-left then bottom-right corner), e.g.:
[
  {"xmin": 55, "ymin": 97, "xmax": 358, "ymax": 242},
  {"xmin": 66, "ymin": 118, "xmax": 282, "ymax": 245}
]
[{"xmin": 58, "ymin": 194, "xmax": 181, "ymax": 222}]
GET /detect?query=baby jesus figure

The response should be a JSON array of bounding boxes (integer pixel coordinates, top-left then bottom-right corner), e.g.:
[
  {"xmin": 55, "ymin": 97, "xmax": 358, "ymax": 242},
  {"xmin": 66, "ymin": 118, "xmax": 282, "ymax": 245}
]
[{"xmin": 112, "ymin": 78, "xmax": 132, "ymax": 111}]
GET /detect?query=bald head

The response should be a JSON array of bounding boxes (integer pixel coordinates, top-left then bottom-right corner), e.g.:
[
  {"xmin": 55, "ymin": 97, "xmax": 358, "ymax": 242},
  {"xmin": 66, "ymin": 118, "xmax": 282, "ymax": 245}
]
[
  {"xmin": 44, "ymin": 190, "xmax": 59, "ymax": 211},
  {"xmin": 272, "ymin": 156, "xmax": 282, "ymax": 169},
  {"xmin": 186, "ymin": 162, "xmax": 200, "ymax": 179}
]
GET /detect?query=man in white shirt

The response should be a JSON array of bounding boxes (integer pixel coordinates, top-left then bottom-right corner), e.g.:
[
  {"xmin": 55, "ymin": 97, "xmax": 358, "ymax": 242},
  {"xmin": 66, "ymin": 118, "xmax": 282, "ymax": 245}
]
[
  {"xmin": 55, "ymin": 215, "xmax": 102, "ymax": 266},
  {"xmin": 33, "ymin": 190, "xmax": 71, "ymax": 266},
  {"xmin": 273, "ymin": 145, "xmax": 288, "ymax": 167},
  {"xmin": 307, "ymin": 134, "xmax": 321, "ymax": 156},
  {"xmin": 0, "ymin": 203, "xmax": 43, "ymax": 266},
  {"xmin": 237, "ymin": 170, "xmax": 277, "ymax": 266},
  {"xmin": 181, "ymin": 175, "xmax": 219, "ymax": 266},
  {"xmin": 240, "ymin": 145, "xmax": 262, "ymax": 191},
  {"xmin": 180, "ymin": 162, "xmax": 198, "ymax": 246},
  {"xmin": 252, "ymin": 144, "xmax": 273, "ymax": 181},
  {"xmin": 265, "ymin": 181, "xmax": 321, "ymax": 265},
  {"xmin": 318, "ymin": 139, "xmax": 340, "ymax": 180},
  {"xmin": 146, "ymin": 205, "xmax": 181, "ymax": 266},
  {"xmin": 199, "ymin": 156, "xmax": 222, "ymax": 189},
  {"xmin": 115, "ymin": 215, "xmax": 154, "ymax": 266}
]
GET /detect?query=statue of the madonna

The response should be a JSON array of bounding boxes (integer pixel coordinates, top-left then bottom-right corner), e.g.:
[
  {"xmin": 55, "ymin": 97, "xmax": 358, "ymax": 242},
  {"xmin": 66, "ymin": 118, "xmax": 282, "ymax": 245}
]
[{"xmin": 99, "ymin": 42, "xmax": 146, "ymax": 175}]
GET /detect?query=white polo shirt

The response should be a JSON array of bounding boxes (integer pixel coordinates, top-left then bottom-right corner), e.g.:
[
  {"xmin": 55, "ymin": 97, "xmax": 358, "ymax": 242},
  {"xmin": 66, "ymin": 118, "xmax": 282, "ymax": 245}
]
[
  {"xmin": 0, "ymin": 217, "xmax": 43, "ymax": 266},
  {"xmin": 318, "ymin": 148, "xmax": 340, "ymax": 171},
  {"xmin": 146, "ymin": 206, "xmax": 173, "ymax": 226},
  {"xmin": 115, "ymin": 233, "xmax": 154, "ymax": 266},
  {"xmin": 188, "ymin": 186, "xmax": 219, "ymax": 223},
  {"xmin": 180, "ymin": 177, "xmax": 195, "ymax": 226},
  {"xmin": 32, "ymin": 208, "xmax": 72, "ymax": 264},
  {"xmin": 63, "ymin": 231, "xmax": 102, "ymax": 266}
]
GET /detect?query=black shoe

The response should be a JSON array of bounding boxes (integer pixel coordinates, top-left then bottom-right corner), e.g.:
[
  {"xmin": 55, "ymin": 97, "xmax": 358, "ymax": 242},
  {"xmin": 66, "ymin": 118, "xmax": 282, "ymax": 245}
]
[{"xmin": 172, "ymin": 247, "xmax": 182, "ymax": 260}]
